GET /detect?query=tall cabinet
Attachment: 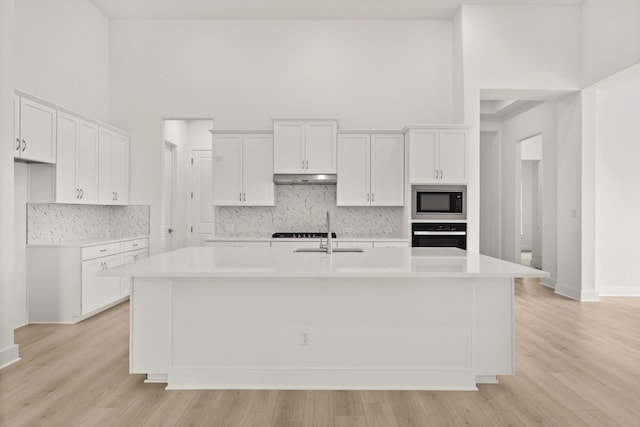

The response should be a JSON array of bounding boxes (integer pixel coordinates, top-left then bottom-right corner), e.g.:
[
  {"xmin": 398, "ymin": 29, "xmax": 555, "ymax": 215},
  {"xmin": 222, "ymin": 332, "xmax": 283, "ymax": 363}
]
[
  {"xmin": 56, "ymin": 112, "xmax": 99, "ymax": 204},
  {"xmin": 212, "ymin": 131, "xmax": 274, "ymax": 206},
  {"xmin": 98, "ymin": 128, "xmax": 129, "ymax": 205},
  {"xmin": 337, "ymin": 132, "xmax": 404, "ymax": 206},
  {"xmin": 406, "ymin": 126, "xmax": 468, "ymax": 184}
]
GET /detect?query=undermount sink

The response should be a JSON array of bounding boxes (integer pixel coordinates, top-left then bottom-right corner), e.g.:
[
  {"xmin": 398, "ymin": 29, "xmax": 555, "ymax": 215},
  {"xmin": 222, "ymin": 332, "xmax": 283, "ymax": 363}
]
[{"xmin": 294, "ymin": 247, "xmax": 364, "ymax": 253}]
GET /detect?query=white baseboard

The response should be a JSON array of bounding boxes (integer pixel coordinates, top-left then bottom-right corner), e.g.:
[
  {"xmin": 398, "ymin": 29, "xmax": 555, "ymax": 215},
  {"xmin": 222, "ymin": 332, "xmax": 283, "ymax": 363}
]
[
  {"xmin": 166, "ymin": 368, "xmax": 479, "ymax": 391},
  {"xmin": 598, "ymin": 287, "xmax": 640, "ymax": 297},
  {"xmin": 0, "ymin": 344, "xmax": 20, "ymax": 369},
  {"xmin": 540, "ymin": 277, "xmax": 556, "ymax": 289},
  {"xmin": 476, "ymin": 375, "xmax": 499, "ymax": 384},
  {"xmin": 554, "ymin": 283, "xmax": 599, "ymax": 302}
]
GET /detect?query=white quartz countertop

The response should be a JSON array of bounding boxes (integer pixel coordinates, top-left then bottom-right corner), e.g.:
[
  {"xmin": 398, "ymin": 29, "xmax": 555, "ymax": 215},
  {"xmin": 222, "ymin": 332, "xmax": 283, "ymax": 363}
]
[
  {"xmin": 206, "ymin": 237, "xmax": 409, "ymax": 242},
  {"xmin": 28, "ymin": 235, "xmax": 150, "ymax": 248},
  {"xmin": 101, "ymin": 246, "xmax": 549, "ymax": 279}
]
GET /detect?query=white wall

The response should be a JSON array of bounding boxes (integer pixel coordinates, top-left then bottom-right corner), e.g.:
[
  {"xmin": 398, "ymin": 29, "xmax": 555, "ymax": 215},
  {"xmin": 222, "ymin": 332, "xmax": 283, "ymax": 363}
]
[
  {"xmin": 460, "ymin": 4, "xmax": 581, "ymax": 254},
  {"xmin": 15, "ymin": 0, "xmax": 110, "ymax": 121},
  {"xmin": 520, "ymin": 160, "xmax": 533, "ymax": 251},
  {"xmin": 590, "ymin": 64, "xmax": 640, "ymax": 295},
  {"xmin": 1, "ymin": 0, "xmax": 19, "ymax": 369},
  {"xmin": 13, "ymin": 164, "xmax": 28, "ymax": 328},
  {"xmin": 581, "ymin": 0, "xmax": 640, "ymax": 87},
  {"xmin": 110, "ymin": 19, "xmax": 454, "ymax": 254}
]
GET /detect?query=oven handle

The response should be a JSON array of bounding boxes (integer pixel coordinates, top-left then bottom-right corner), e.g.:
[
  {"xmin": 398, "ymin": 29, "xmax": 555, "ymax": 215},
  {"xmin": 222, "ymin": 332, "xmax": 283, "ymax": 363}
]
[{"xmin": 413, "ymin": 231, "xmax": 466, "ymax": 236}]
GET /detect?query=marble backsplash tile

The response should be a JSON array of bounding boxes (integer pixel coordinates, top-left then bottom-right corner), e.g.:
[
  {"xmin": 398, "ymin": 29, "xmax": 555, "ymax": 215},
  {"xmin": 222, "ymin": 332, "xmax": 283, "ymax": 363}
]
[
  {"xmin": 216, "ymin": 185, "xmax": 404, "ymax": 238},
  {"xmin": 28, "ymin": 204, "xmax": 150, "ymax": 244}
]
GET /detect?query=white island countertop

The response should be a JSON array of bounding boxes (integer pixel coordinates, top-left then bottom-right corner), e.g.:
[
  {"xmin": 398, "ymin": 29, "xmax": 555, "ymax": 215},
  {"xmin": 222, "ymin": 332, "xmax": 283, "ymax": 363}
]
[{"xmin": 102, "ymin": 246, "xmax": 549, "ymax": 279}]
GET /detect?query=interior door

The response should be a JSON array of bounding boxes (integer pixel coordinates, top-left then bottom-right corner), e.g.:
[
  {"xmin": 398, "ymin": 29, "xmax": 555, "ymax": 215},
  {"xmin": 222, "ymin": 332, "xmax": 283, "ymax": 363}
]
[
  {"xmin": 161, "ymin": 144, "xmax": 175, "ymax": 252},
  {"xmin": 191, "ymin": 149, "xmax": 214, "ymax": 245}
]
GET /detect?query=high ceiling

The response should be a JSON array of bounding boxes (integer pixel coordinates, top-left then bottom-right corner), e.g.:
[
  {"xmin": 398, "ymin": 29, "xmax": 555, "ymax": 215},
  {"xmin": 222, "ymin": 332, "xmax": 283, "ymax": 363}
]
[{"xmin": 88, "ymin": 0, "xmax": 584, "ymax": 20}]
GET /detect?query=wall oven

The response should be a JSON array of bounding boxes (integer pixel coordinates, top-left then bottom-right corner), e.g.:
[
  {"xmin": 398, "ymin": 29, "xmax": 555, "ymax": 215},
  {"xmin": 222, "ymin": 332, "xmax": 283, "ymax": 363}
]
[
  {"xmin": 412, "ymin": 185, "xmax": 466, "ymax": 220},
  {"xmin": 412, "ymin": 223, "xmax": 467, "ymax": 249}
]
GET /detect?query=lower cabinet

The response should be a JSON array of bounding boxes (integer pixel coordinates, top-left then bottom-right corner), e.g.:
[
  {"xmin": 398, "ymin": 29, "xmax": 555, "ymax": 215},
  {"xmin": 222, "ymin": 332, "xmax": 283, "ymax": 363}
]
[{"xmin": 29, "ymin": 238, "xmax": 148, "ymax": 323}]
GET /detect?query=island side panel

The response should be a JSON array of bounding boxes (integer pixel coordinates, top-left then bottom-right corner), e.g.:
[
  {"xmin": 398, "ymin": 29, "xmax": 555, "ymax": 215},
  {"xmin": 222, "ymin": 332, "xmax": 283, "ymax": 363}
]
[
  {"xmin": 473, "ymin": 277, "xmax": 515, "ymax": 378},
  {"xmin": 167, "ymin": 277, "xmax": 478, "ymax": 390},
  {"xmin": 130, "ymin": 278, "xmax": 172, "ymax": 379}
]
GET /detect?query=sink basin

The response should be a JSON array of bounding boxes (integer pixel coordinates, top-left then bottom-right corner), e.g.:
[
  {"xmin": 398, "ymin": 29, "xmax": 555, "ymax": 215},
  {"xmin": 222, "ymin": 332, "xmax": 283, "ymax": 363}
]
[{"xmin": 294, "ymin": 247, "xmax": 364, "ymax": 253}]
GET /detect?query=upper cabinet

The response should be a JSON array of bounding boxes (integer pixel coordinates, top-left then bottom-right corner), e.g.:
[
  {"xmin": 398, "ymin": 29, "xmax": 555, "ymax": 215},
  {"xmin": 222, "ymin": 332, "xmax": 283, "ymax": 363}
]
[
  {"xmin": 407, "ymin": 127, "xmax": 467, "ymax": 184},
  {"xmin": 273, "ymin": 119, "xmax": 337, "ymax": 174},
  {"xmin": 56, "ymin": 112, "xmax": 99, "ymax": 204},
  {"xmin": 213, "ymin": 132, "xmax": 274, "ymax": 206},
  {"xmin": 337, "ymin": 133, "xmax": 404, "ymax": 206},
  {"xmin": 98, "ymin": 128, "xmax": 129, "ymax": 205},
  {"xmin": 14, "ymin": 96, "xmax": 57, "ymax": 164}
]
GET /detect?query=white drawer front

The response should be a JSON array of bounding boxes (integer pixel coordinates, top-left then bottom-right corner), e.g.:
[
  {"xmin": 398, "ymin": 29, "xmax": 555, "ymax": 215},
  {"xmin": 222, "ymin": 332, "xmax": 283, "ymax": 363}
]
[
  {"xmin": 82, "ymin": 243, "xmax": 120, "ymax": 260},
  {"xmin": 120, "ymin": 238, "xmax": 148, "ymax": 253}
]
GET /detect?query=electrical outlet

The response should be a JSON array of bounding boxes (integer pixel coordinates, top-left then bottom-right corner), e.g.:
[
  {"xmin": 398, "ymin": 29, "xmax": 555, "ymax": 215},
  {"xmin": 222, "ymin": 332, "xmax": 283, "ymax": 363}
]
[{"xmin": 300, "ymin": 330, "xmax": 310, "ymax": 346}]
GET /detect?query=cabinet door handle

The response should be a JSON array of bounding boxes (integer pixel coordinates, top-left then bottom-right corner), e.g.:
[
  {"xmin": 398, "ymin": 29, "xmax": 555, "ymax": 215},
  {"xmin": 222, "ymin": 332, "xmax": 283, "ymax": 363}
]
[
  {"xmin": 22, "ymin": 139, "xmax": 26, "ymax": 151},
  {"xmin": 440, "ymin": 170, "xmax": 443, "ymax": 179},
  {"xmin": 366, "ymin": 193, "xmax": 369, "ymax": 202},
  {"xmin": 305, "ymin": 160, "xmax": 309, "ymax": 169},
  {"xmin": 80, "ymin": 189, "xmax": 84, "ymax": 199},
  {"xmin": 243, "ymin": 193, "xmax": 246, "ymax": 202},
  {"xmin": 99, "ymin": 249, "xmax": 107, "ymax": 252},
  {"xmin": 435, "ymin": 170, "xmax": 438, "ymax": 179},
  {"xmin": 115, "ymin": 192, "xmax": 118, "ymax": 201},
  {"xmin": 301, "ymin": 160, "xmax": 305, "ymax": 169},
  {"xmin": 76, "ymin": 189, "xmax": 80, "ymax": 199},
  {"xmin": 16, "ymin": 138, "xmax": 20, "ymax": 151},
  {"xmin": 240, "ymin": 193, "xmax": 242, "ymax": 202},
  {"xmin": 371, "ymin": 193, "xmax": 374, "ymax": 202}
]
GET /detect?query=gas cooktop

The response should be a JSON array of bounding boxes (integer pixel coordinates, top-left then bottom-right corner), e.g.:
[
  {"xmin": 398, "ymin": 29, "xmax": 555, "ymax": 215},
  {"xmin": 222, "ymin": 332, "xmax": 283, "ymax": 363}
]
[{"xmin": 272, "ymin": 232, "xmax": 337, "ymax": 239}]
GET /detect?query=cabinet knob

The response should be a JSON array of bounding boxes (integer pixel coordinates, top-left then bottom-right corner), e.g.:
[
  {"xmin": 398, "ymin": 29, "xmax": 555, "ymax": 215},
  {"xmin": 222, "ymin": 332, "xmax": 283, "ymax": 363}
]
[
  {"xmin": 22, "ymin": 139, "xmax": 26, "ymax": 152},
  {"xmin": 366, "ymin": 193, "xmax": 369, "ymax": 202},
  {"xmin": 16, "ymin": 138, "xmax": 20, "ymax": 151},
  {"xmin": 76, "ymin": 189, "xmax": 80, "ymax": 199},
  {"xmin": 371, "ymin": 193, "xmax": 374, "ymax": 202},
  {"xmin": 80, "ymin": 189, "xmax": 84, "ymax": 199},
  {"xmin": 440, "ymin": 170, "xmax": 443, "ymax": 179},
  {"xmin": 243, "ymin": 193, "xmax": 246, "ymax": 202},
  {"xmin": 115, "ymin": 192, "xmax": 118, "ymax": 201}
]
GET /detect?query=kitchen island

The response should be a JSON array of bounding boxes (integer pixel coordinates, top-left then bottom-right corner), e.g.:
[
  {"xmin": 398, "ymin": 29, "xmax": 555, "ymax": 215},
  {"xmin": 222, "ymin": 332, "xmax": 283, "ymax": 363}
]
[{"xmin": 102, "ymin": 246, "xmax": 548, "ymax": 391}]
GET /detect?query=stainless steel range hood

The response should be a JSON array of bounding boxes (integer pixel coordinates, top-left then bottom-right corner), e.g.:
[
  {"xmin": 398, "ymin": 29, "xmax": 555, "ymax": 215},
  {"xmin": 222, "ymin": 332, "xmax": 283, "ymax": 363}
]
[{"xmin": 273, "ymin": 174, "xmax": 337, "ymax": 185}]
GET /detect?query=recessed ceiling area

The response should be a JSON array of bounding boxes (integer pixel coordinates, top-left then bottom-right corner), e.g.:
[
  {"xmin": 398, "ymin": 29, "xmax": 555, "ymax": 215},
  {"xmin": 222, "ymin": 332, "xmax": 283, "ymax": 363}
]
[{"xmin": 88, "ymin": 0, "xmax": 584, "ymax": 20}]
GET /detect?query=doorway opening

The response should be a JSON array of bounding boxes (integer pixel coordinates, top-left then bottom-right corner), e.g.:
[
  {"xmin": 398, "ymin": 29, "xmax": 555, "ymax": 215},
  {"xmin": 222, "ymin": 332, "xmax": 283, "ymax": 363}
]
[
  {"xmin": 162, "ymin": 119, "xmax": 214, "ymax": 251},
  {"xmin": 519, "ymin": 134, "xmax": 542, "ymax": 268}
]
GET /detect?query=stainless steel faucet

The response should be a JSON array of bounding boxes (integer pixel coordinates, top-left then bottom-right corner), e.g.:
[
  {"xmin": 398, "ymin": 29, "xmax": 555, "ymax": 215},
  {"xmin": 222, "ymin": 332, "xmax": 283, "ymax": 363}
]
[{"xmin": 326, "ymin": 210, "xmax": 333, "ymax": 254}]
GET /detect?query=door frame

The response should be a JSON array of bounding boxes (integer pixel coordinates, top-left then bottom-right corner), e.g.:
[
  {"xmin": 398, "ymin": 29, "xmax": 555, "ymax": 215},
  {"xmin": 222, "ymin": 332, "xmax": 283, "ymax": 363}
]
[
  {"xmin": 515, "ymin": 132, "xmax": 543, "ymax": 265},
  {"xmin": 162, "ymin": 141, "xmax": 177, "ymax": 251}
]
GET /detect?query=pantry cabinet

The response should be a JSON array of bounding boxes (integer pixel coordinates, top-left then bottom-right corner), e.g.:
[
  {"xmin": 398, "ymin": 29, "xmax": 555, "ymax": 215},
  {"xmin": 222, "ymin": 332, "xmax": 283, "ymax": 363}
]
[
  {"xmin": 407, "ymin": 127, "xmax": 467, "ymax": 184},
  {"xmin": 213, "ymin": 132, "xmax": 274, "ymax": 206},
  {"xmin": 273, "ymin": 119, "xmax": 337, "ymax": 174},
  {"xmin": 56, "ymin": 112, "xmax": 99, "ymax": 204},
  {"xmin": 98, "ymin": 128, "xmax": 129, "ymax": 205},
  {"xmin": 337, "ymin": 133, "xmax": 404, "ymax": 206},
  {"xmin": 28, "ymin": 237, "xmax": 148, "ymax": 323},
  {"xmin": 14, "ymin": 96, "xmax": 57, "ymax": 163}
]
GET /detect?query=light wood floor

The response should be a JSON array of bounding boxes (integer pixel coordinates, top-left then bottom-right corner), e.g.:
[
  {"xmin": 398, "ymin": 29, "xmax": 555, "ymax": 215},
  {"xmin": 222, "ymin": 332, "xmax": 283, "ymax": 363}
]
[{"xmin": 2, "ymin": 279, "xmax": 640, "ymax": 426}]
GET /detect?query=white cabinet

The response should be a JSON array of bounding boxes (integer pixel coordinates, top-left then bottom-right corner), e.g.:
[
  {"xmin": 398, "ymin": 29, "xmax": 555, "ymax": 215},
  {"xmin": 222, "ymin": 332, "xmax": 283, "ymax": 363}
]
[
  {"xmin": 273, "ymin": 120, "xmax": 337, "ymax": 174},
  {"xmin": 407, "ymin": 127, "xmax": 467, "ymax": 184},
  {"xmin": 337, "ymin": 133, "xmax": 404, "ymax": 206},
  {"xmin": 98, "ymin": 128, "xmax": 129, "ymax": 205},
  {"xmin": 213, "ymin": 132, "xmax": 274, "ymax": 206},
  {"xmin": 28, "ymin": 237, "xmax": 148, "ymax": 323},
  {"xmin": 14, "ymin": 96, "xmax": 57, "ymax": 163},
  {"xmin": 56, "ymin": 112, "xmax": 99, "ymax": 204}
]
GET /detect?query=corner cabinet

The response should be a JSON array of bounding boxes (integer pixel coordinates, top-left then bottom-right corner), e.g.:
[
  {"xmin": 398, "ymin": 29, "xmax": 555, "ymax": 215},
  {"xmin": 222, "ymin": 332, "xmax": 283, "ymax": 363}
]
[
  {"xmin": 28, "ymin": 237, "xmax": 149, "ymax": 323},
  {"xmin": 212, "ymin": 131, "xmax": 274, "ymax": 206},
  {"xmin": 406, "ymin": 126, "xmax": 468, "ymax": 184},
  {"xmin": 337, "ymin": 133, "xmax": 404, "ymax": 206},
  {"xmin": 98, "ymin": 128, "xmax": 129, "ymax": 205},
  {"xmin": 14, "ymin": 95, "xmax": 57, "ymax": 163},
  {"xmin": 273, "ymin": 119, "xmax": 337, "ymax": 174}
]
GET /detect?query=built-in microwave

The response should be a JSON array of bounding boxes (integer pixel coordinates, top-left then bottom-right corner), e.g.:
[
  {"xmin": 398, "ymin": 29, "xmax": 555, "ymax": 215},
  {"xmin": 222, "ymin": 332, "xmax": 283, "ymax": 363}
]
[{"xmin": 411, "ymin": 185, "xmax": 466, "ymax": 220}]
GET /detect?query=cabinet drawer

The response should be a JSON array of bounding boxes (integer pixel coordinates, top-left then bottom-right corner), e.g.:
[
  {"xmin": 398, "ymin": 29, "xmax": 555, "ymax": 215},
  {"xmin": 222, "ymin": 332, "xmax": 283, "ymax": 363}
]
[
  {"xmin": 120, "ymin": 238, "xmax": 148, "ymax": 253},
  {"xmin": 82, "ymin": 243, "xmax": 120, "ymax": 260}
]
